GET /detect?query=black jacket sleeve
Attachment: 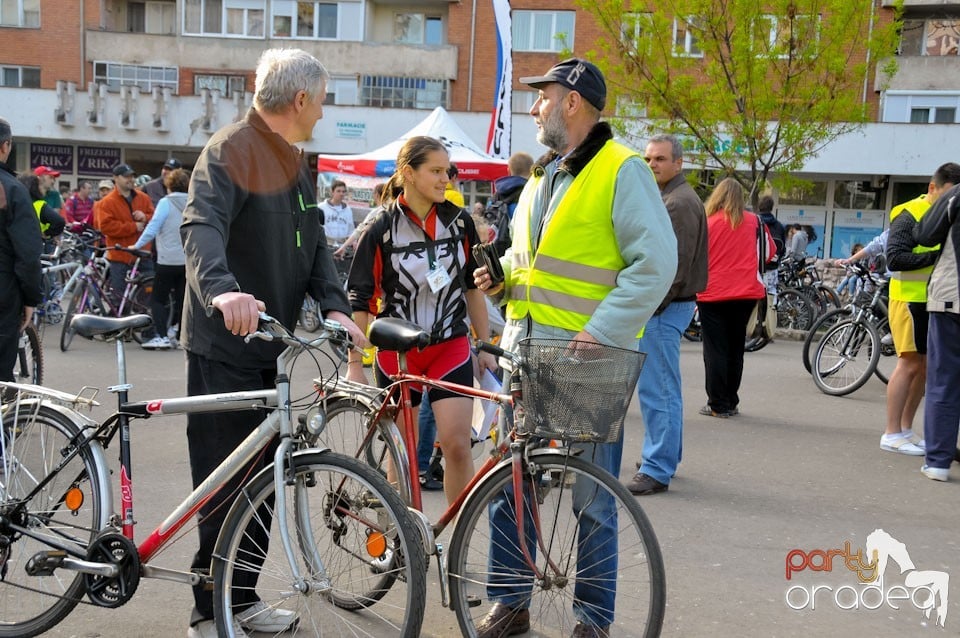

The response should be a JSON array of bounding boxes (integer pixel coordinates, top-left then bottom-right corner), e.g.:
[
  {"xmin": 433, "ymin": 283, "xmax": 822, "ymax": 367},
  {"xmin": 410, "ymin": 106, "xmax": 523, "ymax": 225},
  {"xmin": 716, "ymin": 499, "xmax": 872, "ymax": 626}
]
[
  {"xmin": 39, "ymin": 203, "xmax": 65, "ymax": 239},
  {"xmin": 916, "ymin": 185, "xmax": 960, "ymax": 248},
  {"xmin": 886, "ymin": 211, "xmax": 939, "ymax": 272},
  {"xmin": 4, "ymin": 180, "xmax": 43, "ymax": 306}
]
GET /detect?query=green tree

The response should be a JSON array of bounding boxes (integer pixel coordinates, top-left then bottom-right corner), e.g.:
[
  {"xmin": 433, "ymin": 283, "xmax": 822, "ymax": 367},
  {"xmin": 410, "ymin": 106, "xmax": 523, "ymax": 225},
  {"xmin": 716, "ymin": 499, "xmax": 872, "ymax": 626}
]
[{"xmin": 582, "ymin": 0, "xmax": 902, "ymax": 204}]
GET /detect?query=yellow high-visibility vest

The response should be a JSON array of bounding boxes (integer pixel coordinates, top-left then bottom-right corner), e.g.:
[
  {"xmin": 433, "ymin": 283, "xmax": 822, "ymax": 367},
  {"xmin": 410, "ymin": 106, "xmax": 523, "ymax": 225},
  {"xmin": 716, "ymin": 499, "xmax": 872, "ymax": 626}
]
[
  {"xmin": 506, "ymin": 140, "xmax": 640, "ymax": 334},
  {"xmin": 33, "ymin": 200, "xmax": 50, "ymax": 234},
  {"xmin": 888, "ymin": 194, "xmax": 938, "ymax": 303}
]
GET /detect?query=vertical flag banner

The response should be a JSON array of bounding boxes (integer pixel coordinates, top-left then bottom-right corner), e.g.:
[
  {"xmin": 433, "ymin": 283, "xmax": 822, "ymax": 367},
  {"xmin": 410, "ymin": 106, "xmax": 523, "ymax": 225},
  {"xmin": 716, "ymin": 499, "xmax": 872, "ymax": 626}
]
[{"xmin": 486, "ymin": 0, "xmax": 512, "ymax": 159}]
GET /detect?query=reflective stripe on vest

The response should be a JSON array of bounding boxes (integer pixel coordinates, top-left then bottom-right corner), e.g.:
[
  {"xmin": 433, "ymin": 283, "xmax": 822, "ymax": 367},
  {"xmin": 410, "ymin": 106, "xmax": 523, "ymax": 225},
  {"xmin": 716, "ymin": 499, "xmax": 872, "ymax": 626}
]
[
  {"xmin": 888, "ymin": 195, "xmax": 937, "ymax": 303},
  {"xmin": 506, "ymin": 140, "xmax": 637, "ymax": 333},
  {"xmin": 33, "ymin": 200, "xmax": 50, "ymax": 234}
]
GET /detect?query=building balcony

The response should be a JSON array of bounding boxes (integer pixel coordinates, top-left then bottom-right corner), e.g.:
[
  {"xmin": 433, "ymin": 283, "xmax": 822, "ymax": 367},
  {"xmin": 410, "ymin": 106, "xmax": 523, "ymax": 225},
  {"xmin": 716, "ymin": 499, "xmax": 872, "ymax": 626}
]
[
  {"xmin": 83, "ymin": 30, "xmax": 458, "ymax": 79},
  {"xmin": 882, "ymin": 0, "xmax": 960, "ymax": 7},
  {"xmin": 877, "ymin": 54, "xmax": 960, "ymax": 92}
]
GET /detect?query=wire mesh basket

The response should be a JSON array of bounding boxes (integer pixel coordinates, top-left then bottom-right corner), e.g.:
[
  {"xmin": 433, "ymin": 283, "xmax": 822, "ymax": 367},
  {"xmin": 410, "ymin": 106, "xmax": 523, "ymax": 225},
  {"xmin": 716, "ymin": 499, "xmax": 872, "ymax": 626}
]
[{"xmin": 516, "ymin": 339, "xmax": 645, "ymax": 444}]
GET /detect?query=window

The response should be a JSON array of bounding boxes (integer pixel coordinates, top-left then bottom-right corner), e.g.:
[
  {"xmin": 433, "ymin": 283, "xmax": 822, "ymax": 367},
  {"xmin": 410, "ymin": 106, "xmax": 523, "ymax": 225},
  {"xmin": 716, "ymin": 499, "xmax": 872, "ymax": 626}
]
[
  {"xmin": 0, "ymin": 0, "xmax": 39, "ymax": 27},
  {"xmin": 911, "ymin": 106, "xmax": 956, "ymax": 123},
  {"xmin": 194, "ymin": 73, "xmax": 246, "ymax": 97},
  {"xmin": 184, "ymin": 0, "xmax": 264, "ymax": 37},
  {"xmin": 0, "ymin": 65, "xmax": 39, "ymax": 87},
  {"xmin": 272, "ymin": 1, "xmax": 336, "ymax": 39},
  {"xmin": 673, "ymin": 17, "xmax": 702, "ymax": 57},
  {"xmin": 758, "ymin": 14, "xmax": 818, "ymax": 58},
  {"xmin": 393, "ymin": 13, "xmax": 442, "ymax": 45},
  {"xmin": 93, "ymin": 61, "xmax": 178, "ymax": 94},
  {"xmin": 512, "ymin": 10, "xmax": 574, "ymax": 52},
  {"xmin": 128, "ymin": 1, "xmax": 176, "ymax": 34},
  {"xmin": 512, "ymin": 90, "xmax": 537, "ymax": 114},
  {"xmin": 360, "ymin": 76, "xmax": 447, "ymax": 109},
  {"xmin": 621, "ymin": 12, "xmax": 652, "ymax": 50}
]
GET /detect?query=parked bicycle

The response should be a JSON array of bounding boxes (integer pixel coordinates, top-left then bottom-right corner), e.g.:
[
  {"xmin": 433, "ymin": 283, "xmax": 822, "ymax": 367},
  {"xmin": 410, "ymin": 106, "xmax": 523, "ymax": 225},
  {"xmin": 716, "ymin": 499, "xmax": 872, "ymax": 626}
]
[
  {"xmin": 311, "ymin": 316, "xmax": 666, "ymax": 637},
  {"xmin": 59, "ymin": 246, "xmax": 153, "ymax": 352},
  {"xmin": 0, "ymin": 313, "xmax": 426, "ymax": 637}
]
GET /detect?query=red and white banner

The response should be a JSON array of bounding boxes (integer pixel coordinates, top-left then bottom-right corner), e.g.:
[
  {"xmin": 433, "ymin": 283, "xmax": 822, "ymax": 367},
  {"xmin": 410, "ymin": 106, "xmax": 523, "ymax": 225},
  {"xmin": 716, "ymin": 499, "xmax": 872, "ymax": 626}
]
[{"xmin": 485, "ymin": 0, "xmax": 512, "ymax": 159}]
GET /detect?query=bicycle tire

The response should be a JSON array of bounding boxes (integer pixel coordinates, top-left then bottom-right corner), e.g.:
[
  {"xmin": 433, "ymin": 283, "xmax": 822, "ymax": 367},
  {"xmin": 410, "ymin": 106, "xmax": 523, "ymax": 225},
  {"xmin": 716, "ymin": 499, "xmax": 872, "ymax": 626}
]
[
  {"xmin": 801, "ymin": 307, "xmax": 853, "ymax": 374},
  {"xmin": 447, "ymin": 451, "xmax": 666, "ymax": 638},
  {"xmin": 15, "ymin": 324, "xmax": 43, "ymax": 385},
  {"xmin": 777, "ymin": 288, "xmax": 816, "ymax": 331},
  {"xmin": 0, "ymin": 404, "xmax": 110, "ymax": 637},
  {"xmin": 124, "ymin": 277, "xmax": 153, "ymax": 344},
  {"xmin": 815, "ymin": 283, "xmax": 842, "ymax": 312},
  {"xmin": 212, "ymin": 450, "xmax": 426, "ymax": 638},
  {"xmin": 874, "ymin": 317, "xmax": 895, "ymax": 385},
  {"xmin": 812, "ymin": 320, "xmax": 880, "ymax": 396},
  {"xmin": 312, "ymin": 397, "xmax": 411, "ymax": 505},
  {"xmin": 59, "ymin": 283, "xmax": 91, "ymax": 352}
]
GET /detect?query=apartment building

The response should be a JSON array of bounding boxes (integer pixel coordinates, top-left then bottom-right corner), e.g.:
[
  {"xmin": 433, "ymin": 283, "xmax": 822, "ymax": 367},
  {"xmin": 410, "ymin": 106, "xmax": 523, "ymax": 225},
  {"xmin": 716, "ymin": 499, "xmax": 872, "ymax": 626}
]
[{"xmin": 2, "ymin": 0, "xmax": 960, "ymax": 256}]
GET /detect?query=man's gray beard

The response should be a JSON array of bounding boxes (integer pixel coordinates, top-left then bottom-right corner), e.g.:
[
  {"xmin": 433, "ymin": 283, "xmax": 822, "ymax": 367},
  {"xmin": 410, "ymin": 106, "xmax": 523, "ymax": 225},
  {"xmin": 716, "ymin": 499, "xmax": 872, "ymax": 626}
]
[{"xmin": 536, "ymin": 108, "xmax": 568, "ymax": 153}]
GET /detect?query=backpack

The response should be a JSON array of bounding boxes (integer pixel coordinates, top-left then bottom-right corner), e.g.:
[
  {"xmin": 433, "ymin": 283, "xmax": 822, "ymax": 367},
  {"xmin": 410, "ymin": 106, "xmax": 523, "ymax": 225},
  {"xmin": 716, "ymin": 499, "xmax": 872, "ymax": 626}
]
[{"xmin": 483, "ymin": 185, "xmax": 523, "ymax": 257}]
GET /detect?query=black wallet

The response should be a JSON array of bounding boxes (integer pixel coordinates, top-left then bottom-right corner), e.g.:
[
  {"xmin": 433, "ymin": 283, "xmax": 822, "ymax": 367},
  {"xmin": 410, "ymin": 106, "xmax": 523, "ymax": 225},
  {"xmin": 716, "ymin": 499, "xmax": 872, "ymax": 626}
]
[{"xmin": 472, "ymin": 243, "xmax": 505, "ymax": 286}]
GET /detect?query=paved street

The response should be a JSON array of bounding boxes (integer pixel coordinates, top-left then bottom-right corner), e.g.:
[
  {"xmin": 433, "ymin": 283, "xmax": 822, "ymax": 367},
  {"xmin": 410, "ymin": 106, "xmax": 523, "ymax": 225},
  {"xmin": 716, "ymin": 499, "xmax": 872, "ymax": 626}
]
[{"xmin": 28, "ymin": 331, "xmax": 957, "ymax": 637}]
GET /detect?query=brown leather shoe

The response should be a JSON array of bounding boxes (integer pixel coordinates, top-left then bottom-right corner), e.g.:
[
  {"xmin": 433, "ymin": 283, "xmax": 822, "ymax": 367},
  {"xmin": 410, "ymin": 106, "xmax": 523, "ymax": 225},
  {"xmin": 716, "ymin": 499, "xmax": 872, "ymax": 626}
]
[
  {"xmin": 626, "ymin": 473, "xmax": 668, "ymax": 496},
  {"xmin": 475, "ymin": 602, "xmax": 530, "ymax": 638},
  {"xmin": 571, "ymin": 621, "xmax": 610, "ymax": 637}
]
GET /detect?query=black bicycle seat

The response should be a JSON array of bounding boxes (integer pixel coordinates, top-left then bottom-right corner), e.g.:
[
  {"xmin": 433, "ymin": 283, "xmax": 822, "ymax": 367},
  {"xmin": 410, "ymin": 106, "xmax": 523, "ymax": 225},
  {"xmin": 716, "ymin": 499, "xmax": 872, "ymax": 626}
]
[
  {"xmin": 71, "ymin": 314, "xmax": 153, "ymax": 340},
  {"xmin": 368, "ymin": 317, "xmax": 431, "ymax": 352}
]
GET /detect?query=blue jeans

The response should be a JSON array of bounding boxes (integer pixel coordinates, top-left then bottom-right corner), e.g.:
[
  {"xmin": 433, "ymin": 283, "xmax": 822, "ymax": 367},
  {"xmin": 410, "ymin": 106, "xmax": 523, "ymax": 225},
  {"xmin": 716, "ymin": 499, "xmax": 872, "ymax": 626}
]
[
  {"xmin": 923, "ymin": 312, "xmax": 960, "ymax": 469},
  {"xmin": 486, "ymin": 411, "xmax": 624, "ymax": 626},
  {"xmin": 417, "ymin": 392, "xmax": 437, "ymax": 471},
  {"xmin": 636, "ymin": 301, "xmax": 695, "ymax": 485}
]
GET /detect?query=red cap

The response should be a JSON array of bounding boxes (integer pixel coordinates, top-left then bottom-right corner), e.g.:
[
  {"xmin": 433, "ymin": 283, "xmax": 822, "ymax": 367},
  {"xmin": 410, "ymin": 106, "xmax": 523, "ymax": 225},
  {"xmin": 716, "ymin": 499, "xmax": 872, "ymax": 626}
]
[{"xmin": 33, "ymin": 166, "xmax": 61, "ymax": 177}]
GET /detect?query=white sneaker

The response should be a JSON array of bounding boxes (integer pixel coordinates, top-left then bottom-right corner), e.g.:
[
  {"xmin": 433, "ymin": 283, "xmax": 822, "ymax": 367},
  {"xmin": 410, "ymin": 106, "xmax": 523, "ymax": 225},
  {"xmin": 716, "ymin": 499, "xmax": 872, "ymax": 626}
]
[
  {"xmin": 880, "ymin": 434, "xmax": 925, "ymax": 456},
  {"xmin": 141, "ymin": 336, "xmax": 172, "ymax": 350},
  {"xmin": 236, "ymin": 600, "xmax": 299, "ymax": 633},
  {"xmin": 921, "ymin": 465, "xmax": 949, "ymax": 482},
  {"xmin": 187, "ymin": 619, "xmax": 248, "ymax": 638}
]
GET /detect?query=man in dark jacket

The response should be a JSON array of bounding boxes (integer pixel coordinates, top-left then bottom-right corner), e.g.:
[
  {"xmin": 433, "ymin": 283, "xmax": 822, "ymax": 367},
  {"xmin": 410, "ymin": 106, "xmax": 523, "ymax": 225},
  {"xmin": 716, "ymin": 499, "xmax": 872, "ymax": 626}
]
[
  {"xmin": 143, "ymin": 156, "xmax": 181, "ymax": 205},
  {"xmin": 0, "ymin": 117, "xmax": 43, "ymax": 384},
  {"xmin": 179, "ymin": 49, "xmax": 365, "ymax": 638},
  {"xmin": 626, "ymin": 133, "xmax": 708, "ymax": 496}
]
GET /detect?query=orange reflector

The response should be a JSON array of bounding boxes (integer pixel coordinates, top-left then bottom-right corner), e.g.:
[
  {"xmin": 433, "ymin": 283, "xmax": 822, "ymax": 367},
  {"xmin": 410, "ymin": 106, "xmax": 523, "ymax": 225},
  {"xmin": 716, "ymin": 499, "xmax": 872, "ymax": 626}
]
[
  {"xmin": 64, "ymin": 487, "xmax": 84, "ymax": 512},
  {"xmin": 366, "ymin": 531, "xmax": 387, "ymax": 558}
]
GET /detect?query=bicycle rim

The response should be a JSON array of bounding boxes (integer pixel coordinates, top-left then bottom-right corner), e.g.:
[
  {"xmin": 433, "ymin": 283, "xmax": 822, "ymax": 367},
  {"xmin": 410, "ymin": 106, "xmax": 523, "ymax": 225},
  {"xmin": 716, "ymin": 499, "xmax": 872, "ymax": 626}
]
[
  {"xmin": 448, "ymin": 453, "xmax": 665, "ymax": 638},
  {"xmin": 0, "ymin": 405, "xmax": 106, "ymax": 637},
  {"xmin": 212, "ymin": 451, "xmax": 426, "ymax": 637},
  {"xmin": 813, "ymin": 321, "xmax": 880, "ymax": 396}
]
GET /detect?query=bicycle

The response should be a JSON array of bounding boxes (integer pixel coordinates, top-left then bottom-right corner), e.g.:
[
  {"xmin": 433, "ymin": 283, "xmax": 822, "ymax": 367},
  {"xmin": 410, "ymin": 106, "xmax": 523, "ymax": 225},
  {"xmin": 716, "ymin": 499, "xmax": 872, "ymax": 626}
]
[
  {"xmin": 810, "ymin": 268, "xmax": 894, "ymax": 396},
  {"xmin": 59, "ymin": 246, "xmax": 153, "ymax": 352},
  {"xmin": 0, "ymin": 313, "xmax": 426, "ymax": 637},
  {"xmin": 313, "ymin": 316, "xmax": 667, "ymax": 637},
  {"xmin": 802, "ymin": 262, "xmax": 894, "ymax": 386}
]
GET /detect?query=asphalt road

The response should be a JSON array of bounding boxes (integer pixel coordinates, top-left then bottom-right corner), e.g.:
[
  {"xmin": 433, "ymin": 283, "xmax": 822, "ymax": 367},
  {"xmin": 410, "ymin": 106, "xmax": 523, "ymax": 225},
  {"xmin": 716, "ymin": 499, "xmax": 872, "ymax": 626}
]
[{"xmin": 23, "ymin": 330, "xmax": 959, "ymax": 637}]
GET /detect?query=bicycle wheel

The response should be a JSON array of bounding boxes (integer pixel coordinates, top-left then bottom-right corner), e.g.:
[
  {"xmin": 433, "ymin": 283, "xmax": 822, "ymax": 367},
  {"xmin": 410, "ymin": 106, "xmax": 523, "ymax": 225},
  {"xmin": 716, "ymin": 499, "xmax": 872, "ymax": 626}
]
[
  {"xmin": 801, "ymin": 307, "xmax": 853, "ymax": 374},
  {"xmin": 815, "ymin": 283, "xmax": 842, "ymax": 312},
  {"xmin": 0, "ymin": 403, "xmax": 109, "ymax": 637},
  {"xmin": 212, "ymin": 450, "xmax": 426, "ymax": 637},
  {"xmin": 310, "ymin": 397, "xmax": 410, "ymax": 505},
  {"xmin": 447, "ymin": 452, "xmax": 666, "ymax": 638},
  {"xmin": 59, "ymin": 283, "xmax": 95, "ymax": 352},
  {"xmin": 812, "ymin": 320, "xmax": 880, "ymax": 396},
  {"xmin": 124, "ymin": 277, "xmax": 153, "ymax": 344},
  {"xmin": 14, "ymin": 325, "xmax": 43, "ymax": 385},
  {"xmin": 874, "ymin": 317, "xmax": 895, "ymax": 385},
  {"xmin": 776, "ymin": 288, "xmax": 816, "ymax": 331}
]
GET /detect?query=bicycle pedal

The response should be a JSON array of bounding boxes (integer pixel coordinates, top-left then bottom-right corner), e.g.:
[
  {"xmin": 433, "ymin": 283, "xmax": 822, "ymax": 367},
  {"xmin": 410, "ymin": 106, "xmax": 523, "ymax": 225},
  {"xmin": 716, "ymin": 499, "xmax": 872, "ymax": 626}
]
[{"xmin": 25, "ymin": 550, "xmax": 67, "ymax": 577}]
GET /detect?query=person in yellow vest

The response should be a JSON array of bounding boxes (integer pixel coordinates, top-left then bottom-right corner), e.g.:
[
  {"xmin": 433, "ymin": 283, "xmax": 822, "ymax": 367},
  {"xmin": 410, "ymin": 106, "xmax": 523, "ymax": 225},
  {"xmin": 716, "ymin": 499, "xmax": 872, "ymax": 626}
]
[
  {"xmin": 17, "ymin": 173, "xmax": 64, "ymax": 241},
  {"xmin": 473, "ymin": 58, "xmax": 676, "ymax": 638},
  {"xmin": 882, "ymin": 162, "xmax": 960, "ymax": 456}
]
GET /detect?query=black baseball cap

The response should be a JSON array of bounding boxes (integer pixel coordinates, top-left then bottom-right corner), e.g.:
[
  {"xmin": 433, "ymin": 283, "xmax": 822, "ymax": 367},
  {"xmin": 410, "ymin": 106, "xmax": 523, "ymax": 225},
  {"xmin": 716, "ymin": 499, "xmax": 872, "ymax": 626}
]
[
  {"xmin": 519, "ymin": 58, "xmax": 607, "ymax": 112},
  {"xmin": 163, "ymin": 158, "xmax": 182, "ymax": 170},
  {"xmin": 112, "ymin": 163, "xmax": 135, "ymax": 177}
]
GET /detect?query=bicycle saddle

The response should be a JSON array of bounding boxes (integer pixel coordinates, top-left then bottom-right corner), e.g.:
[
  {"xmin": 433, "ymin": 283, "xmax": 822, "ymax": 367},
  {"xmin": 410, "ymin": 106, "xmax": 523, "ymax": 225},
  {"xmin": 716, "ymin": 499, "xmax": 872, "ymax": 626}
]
[
  {"xmin": 70, "ymin": 313, "xmax": 153, "ymax": 340},
  {"xmin": 368, "ymin": 317, "xmax": 431, "ymax": 352}
]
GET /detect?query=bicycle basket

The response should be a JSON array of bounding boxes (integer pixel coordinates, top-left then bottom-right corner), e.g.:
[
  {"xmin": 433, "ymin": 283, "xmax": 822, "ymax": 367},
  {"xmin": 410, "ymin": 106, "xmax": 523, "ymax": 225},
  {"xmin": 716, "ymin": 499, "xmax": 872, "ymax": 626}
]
[{"xmin": 517, "ymin": 339, "xmax": 645, "ymax": 443}]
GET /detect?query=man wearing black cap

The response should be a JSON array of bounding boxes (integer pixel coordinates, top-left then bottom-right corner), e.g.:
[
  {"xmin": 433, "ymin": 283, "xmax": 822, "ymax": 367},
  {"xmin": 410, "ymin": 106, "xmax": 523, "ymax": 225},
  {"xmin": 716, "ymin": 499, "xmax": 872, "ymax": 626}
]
[
  {"xmin": 143, "ymin": 157, "xmax": 182, "ymax": 205},
  {"xmin": 473, "ymin": 59, "xmax": 676, "ymax": 638},
  {"xmin": 97, "ymin": 163, "xmax": 154, "ymax": 307}
]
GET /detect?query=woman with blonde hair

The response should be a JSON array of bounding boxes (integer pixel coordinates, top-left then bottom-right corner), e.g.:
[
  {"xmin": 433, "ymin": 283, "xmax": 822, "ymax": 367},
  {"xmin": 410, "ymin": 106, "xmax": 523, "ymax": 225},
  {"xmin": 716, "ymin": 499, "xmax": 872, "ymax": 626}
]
[{"xmin": 697, "ymin": 177, "xmax": 777, "ymax": 418}]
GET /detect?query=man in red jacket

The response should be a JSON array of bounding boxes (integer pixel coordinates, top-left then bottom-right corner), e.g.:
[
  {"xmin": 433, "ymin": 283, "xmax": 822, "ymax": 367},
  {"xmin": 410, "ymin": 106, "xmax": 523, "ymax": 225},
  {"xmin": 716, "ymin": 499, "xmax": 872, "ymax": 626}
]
[{"xmin": 95, "ymin": 163, "xmax": 154, "ymax": 307}]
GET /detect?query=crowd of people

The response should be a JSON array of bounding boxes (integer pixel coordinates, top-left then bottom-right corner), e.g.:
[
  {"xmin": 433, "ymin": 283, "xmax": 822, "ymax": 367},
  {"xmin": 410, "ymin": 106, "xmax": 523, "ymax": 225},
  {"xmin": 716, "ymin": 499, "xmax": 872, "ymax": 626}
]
[{"xmin": 4, "ymin": 46, "xmax": 960, "ymax": 638}]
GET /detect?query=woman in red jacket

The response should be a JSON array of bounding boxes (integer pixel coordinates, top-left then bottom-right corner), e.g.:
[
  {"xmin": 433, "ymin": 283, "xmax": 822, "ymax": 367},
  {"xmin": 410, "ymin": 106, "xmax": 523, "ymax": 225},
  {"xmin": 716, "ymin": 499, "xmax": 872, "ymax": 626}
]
[{"xmin": 697, "ymin": 178, "xmax": 776, "ymax": 418}]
